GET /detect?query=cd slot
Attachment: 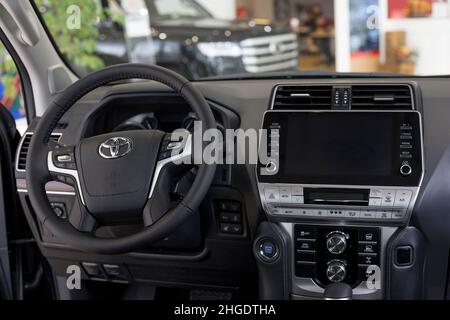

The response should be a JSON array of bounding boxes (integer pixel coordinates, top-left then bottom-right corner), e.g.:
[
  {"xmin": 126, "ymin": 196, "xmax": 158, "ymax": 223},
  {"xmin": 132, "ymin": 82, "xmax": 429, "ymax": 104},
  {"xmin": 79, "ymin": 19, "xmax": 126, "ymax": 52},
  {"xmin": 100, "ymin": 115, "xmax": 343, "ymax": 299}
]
[{"xmin": 304, "ymin": 188, "xmax": 370, "ymax": 207}]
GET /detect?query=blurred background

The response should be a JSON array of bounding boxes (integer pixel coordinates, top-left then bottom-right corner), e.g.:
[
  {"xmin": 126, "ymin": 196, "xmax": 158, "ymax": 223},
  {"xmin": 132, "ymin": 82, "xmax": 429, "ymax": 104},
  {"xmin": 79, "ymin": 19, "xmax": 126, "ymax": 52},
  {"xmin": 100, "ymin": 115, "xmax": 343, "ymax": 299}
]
[{"xmin": 2, "ymin": 0, "xmax": 450, "ymax": 133}]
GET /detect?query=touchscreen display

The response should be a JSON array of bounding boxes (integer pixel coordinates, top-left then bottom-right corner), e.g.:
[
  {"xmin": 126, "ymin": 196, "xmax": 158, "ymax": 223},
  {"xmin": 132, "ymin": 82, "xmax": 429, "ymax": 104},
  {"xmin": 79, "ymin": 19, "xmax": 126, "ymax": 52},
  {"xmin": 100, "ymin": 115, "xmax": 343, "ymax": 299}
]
[
  {"xmin": 284, "ymin": 113, "xmax": 393, "ymax": 177},
  {"xmin": 259, "ymin": 111, "xmax": 422, "ymax": 186}
]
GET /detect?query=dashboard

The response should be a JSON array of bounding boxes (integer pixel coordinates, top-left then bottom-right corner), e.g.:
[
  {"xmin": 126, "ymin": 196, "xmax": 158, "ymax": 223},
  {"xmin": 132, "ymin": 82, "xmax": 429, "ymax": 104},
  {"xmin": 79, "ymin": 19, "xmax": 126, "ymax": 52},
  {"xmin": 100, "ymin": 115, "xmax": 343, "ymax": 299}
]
[{"xmin": 14, "ymin": 76, "xmax": 450, "ymax": 300}]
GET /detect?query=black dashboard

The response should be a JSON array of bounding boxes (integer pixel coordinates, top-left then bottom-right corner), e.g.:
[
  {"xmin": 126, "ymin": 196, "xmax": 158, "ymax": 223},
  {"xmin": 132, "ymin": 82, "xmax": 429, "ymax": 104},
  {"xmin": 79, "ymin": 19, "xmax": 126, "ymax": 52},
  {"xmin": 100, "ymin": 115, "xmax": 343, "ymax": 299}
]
[{"xmin": 14, "ymin": 76, "xmax": 450, "ymax": 300}]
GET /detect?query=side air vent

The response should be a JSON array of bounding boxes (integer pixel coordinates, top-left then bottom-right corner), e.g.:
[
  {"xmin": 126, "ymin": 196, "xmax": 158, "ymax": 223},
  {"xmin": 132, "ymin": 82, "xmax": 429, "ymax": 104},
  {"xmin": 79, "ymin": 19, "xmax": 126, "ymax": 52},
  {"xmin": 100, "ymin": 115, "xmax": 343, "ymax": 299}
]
[
  {"xmin": 351, "ymin": 85, "xmax": 414, "ymax": 110},
  {"xmin": 16, "ymin": 133, "xmax": 61, "ymax": 172},
  {"xmin": 272, "ymin": 85, "xmax": 333, "ymax": 110}
]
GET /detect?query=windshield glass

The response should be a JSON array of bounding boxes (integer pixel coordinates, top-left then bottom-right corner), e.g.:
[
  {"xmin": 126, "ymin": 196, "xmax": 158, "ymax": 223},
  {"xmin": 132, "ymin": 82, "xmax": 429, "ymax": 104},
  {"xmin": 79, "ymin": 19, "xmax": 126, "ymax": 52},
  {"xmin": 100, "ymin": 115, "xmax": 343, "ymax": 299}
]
[{"xmin": 34, "ymin": 0, "xmax": 450, "ymax": 79}]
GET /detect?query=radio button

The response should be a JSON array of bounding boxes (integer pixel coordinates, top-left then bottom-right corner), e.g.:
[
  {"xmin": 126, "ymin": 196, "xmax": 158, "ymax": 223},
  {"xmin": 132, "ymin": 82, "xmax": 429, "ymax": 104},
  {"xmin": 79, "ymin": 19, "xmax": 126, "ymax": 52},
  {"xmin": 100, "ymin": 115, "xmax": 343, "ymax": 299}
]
[
  {"xmin": 316, "ymin": 209, "xmax": 327, "ymax": 217},
  {"xmin": 291, "ymin": 186, "xmax": 304, "ymax": 196},
  {"xmin": 369, "ymin": 198, "xmax": 382, "ymax": 206},
  {"xmin": 370, "ymin": 189, "xmax": 383, "ymax": 198},
  {"xmin": 345, "ymin": 210, "xmax": 360, "ymax": 218},
  {"xmin": 328, "ymin": 210, "xmax": 344, "ymax": 218},
  {"xmin": 292, "ymin": 195, "xmax": 304, "ymax": 204},
  {"xmin": 281, "ymin": 208, "xmax": 298, "ymax": 215},
  {"xmin": 360, "ymin": 210, "xmax": 376, "ymax": 219},
  {"xmin": 392, "ymin": 209, "xmax": 407, "ymax": 220},
  {"xmin": 264, "ymin": 188, "xmax": 280, "ymax": 203},
  {"xmin": 381, "ymin": 190, "xmax": 396, "ymax": 207},
  {"xmin": 376, "ymin": 210, "xmax": 392, "ymax": 219},
  {"xmin": 394, "ymin": 190, "xmax": 412, "ymax": 207},
  {"xmin": 279, "ymin": 187, "xmax": 292, "ymax": 203}
]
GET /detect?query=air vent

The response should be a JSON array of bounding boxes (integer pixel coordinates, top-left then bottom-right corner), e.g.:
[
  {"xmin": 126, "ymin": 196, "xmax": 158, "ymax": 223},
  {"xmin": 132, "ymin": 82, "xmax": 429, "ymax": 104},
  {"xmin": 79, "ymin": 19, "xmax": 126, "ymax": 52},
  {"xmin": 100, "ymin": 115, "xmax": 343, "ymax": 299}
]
[
  {"xmin": 351, "ymin": 85, "xmax": 414, "ymax": 110},
  {"xmin": 272, "ymin": 85, "xmax": 333, "ymax": 110},
  {"xmin": 16, "ymin": 133, "xmax": 61, "ymax": 172}
]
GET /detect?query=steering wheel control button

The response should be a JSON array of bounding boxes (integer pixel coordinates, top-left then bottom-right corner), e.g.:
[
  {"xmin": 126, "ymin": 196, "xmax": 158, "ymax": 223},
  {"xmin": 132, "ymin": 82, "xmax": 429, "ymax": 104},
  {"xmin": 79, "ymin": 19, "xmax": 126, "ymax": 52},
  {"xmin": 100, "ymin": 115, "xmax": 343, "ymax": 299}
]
[
  {"xmin": 53, "ymin": 146, "xmax": 76, "ymax": 170},
  {"xmin": 103, "ymin": 265, "xmax": 126, "ymax": 280},
  {"xmin": 257, "ymin": 239, "xmax": 279, "ymax": 262}
]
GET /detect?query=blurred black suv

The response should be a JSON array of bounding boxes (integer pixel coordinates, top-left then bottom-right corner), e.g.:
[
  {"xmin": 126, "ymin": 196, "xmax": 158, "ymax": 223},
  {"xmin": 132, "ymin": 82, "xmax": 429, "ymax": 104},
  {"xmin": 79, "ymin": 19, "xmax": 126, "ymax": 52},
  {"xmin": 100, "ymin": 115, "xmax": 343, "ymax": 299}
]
[{"xmin": 96, "ymin": 0, "xmax": 299, "ymax": 79}]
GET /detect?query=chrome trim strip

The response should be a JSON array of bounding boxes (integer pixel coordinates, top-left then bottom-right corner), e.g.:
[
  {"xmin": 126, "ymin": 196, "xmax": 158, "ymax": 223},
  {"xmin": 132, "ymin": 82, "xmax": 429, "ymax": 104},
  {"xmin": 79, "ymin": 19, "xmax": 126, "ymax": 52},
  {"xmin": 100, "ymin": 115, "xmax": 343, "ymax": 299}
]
[
  {"xmin": 240, "ymin": 33, "xmax": 297, "ymax": 47},
  {"xmin": 15, "ymin": 132, "xmax": 62, "ymax": 173},
  {"xmin": 245, "ymin": 59, "xmax": 298, "ymax": 73},
  {"xmin": 47, "ymin": 151, "xmax": 85, "ymax": 205},
  {"xmin": 148, "ymin": 134, "xmax": 192, "ymax": 199},
  {"xmin": 17, "ymin": 189, "xmax": 76, "ymax": 196}
]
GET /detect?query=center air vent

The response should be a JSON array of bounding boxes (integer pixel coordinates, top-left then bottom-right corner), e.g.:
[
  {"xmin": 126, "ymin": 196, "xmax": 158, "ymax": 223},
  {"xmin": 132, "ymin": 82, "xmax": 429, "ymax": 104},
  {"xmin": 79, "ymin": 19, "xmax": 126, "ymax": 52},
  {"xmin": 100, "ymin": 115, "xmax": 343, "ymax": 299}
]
[
  {"xmin": 16, "ymin": 133, "xmax": 61, "ymax": 172},
  {"xmin": 272, "ymin": 85, "xmax": 333, "ymax": 110},
  {"xmin": 351, "ymin": 85, "xmax": 414, "ymax": 110}
]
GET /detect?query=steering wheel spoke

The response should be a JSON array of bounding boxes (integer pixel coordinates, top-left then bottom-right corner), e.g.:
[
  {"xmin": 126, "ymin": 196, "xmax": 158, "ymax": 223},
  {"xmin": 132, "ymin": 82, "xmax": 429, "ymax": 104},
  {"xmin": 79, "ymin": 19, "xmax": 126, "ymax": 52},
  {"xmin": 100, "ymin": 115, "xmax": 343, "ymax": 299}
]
[
  {"xmin": 47, "ymin": 145, "xmax": 86, "ymax": 206},
  {"xmin": 143, "ymin": 132, "xmax": 193, "ymax": 226}
]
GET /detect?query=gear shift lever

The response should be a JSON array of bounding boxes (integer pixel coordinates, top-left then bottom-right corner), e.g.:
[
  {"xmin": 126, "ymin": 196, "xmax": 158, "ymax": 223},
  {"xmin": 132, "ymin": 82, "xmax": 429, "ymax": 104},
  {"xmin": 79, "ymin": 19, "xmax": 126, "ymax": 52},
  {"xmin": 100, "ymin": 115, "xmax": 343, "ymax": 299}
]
[{"xmin": 323, "ymin": 283, "xmax": 353, "ymax": 300}]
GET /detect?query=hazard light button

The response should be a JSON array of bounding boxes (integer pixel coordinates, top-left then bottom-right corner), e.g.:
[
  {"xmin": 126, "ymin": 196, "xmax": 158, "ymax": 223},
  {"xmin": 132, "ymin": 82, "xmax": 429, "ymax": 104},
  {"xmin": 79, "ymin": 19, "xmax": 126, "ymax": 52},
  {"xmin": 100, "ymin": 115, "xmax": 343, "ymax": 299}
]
[{"xmin": 264, "ymin": 187, "xmax": 280, "ymax": 203}]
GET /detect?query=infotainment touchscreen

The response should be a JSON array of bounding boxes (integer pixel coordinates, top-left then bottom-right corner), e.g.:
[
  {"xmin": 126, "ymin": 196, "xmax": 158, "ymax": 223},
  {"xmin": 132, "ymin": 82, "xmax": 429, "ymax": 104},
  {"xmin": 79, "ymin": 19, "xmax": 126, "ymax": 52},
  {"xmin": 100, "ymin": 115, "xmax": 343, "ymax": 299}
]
[{"xmin": 258, "ymin": 111, "xmax": 423, "ymax": 187}]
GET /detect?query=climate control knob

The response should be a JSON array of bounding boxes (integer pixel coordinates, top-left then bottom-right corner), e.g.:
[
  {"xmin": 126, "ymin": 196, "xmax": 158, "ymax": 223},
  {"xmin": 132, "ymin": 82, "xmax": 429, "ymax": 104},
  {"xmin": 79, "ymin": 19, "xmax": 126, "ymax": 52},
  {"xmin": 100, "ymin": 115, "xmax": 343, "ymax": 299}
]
[
  {"xmin": 326, "ymin": 231, "xmax": 348, "ymax": 255},
  {"xmin": 326, "ymin": 260, "xmax": 347, "ymax": 283}
]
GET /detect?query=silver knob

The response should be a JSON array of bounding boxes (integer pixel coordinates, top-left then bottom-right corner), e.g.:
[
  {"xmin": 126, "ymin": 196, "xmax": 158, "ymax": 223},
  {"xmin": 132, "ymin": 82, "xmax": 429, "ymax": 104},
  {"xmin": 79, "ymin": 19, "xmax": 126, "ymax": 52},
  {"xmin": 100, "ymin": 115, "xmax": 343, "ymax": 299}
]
[
  {"xmin": 326, "ymin": 260, "xmax": 347, "ymax": 283},
  {"xmin": 326, "ymin": 231, "xmax": 348, "ymax": 255},
  {"xmin": 400, "ymin": 163, "xmax": 412, "ymax": 176}
]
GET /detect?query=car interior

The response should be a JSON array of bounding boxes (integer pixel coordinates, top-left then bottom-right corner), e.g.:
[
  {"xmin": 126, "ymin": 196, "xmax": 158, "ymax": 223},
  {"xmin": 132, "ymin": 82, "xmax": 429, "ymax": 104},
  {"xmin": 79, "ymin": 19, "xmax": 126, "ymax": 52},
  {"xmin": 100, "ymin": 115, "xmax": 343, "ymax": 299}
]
[{"xmin": 0, "ymin": 0, "xmax": 449, "ymax": 303}]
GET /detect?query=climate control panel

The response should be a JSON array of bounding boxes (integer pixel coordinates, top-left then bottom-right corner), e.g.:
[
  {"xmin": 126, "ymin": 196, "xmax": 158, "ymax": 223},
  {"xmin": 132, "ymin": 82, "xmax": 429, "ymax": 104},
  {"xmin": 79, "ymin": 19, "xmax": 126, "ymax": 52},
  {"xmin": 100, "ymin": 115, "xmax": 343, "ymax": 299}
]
[{"xmin": 294, "ymin": 225, "xmax": 380, "ymax": 287}]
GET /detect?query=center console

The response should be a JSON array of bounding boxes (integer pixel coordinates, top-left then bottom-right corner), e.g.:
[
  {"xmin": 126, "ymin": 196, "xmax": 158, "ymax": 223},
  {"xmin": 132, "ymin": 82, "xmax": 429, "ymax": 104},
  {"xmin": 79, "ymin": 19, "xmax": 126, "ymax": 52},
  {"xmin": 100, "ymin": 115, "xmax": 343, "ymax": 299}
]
[{"xmin": 255, "ymin": 108, "xmax": 424, "ymax": 299}]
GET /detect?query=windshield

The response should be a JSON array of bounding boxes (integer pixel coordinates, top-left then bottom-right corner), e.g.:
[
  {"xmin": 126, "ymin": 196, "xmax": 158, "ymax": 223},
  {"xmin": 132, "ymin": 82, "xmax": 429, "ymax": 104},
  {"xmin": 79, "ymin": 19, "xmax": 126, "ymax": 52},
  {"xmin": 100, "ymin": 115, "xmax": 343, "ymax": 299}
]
[{"xmin": 34, "ymin": 0, "xmax": 450, "ymax": 79}]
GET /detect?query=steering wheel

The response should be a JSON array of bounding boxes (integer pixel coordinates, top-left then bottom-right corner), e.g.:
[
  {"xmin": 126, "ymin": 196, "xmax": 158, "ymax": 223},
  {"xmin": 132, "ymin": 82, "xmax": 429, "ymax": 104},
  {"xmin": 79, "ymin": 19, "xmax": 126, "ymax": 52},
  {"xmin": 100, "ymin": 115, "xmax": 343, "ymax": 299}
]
[{"xmin": 26, "ymin": 64, "xmax": 217, "ymax": 254}]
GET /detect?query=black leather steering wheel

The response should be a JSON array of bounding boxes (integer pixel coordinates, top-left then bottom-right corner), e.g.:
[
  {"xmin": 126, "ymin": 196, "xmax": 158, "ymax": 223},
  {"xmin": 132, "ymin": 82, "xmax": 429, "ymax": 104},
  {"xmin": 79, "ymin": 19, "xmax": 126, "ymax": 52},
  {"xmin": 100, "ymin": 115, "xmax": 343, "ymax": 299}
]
[{"xmin": 26, "ymin": 64, "xmax": 217, "ymax": 254}]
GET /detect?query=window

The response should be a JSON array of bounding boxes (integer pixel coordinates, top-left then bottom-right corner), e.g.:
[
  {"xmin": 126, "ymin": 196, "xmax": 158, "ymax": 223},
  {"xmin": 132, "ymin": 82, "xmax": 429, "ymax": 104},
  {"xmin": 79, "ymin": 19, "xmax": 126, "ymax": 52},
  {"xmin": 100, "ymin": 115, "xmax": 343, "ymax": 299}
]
[
  {"xmin": 34, "ymin": 0, "xmax": 450, "ymax": 79},
  {"xmin": 0, "ymin": 43, "xmax": 26, "ymax": 134}
]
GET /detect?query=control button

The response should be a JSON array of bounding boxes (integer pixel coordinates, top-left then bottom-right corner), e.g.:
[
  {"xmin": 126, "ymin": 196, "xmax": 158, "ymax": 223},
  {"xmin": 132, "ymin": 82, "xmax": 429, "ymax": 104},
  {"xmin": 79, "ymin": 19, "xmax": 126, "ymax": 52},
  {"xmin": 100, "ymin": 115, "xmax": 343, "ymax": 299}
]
[
  {"xmin": 265, "ymin": 161, "xmax": 278, "ymax": 174},
  {"xmin": 291, "ymin": 195, "xmax": 304, "ymax": 204},
  {"xmin": 327, "ymin": 210, "xmax": 344, "ymax": 217},
  {"xmin": 345, "ymin": 210, "xmax": 360, "ymax": 218},
  {"xmin": 218, "ymin": 201, "xmax": 241, "ymax": 213},
  {"xmin": 370, "ymin": 189, "xmax": 383, "ymax": 198},
  {"xmin": 81, "ymin": 262, "xmax": 103, "ymax": 278},
  {"xmin": 400, "ymin": 163, "xmax": 412, "ymax": 176},
  {"xmin": 219, "ymin": 212, "xmax": 241, "ymax": 223},
  {"xmin": 291, "ymin": 186, "xmax": 304, "ymax": 196},
  {"xmin": 264, "ymin": 188, "xmax": 280, "ymax": 203},
  {"xmin": 257, "ymin": 239, "xmax": 279, "ymax": 262},
  {"xmin": 359, "ymin": 230, "xmax": 379, "ymax": 242},
  {"xmin": 376, "ymin": 210, "xmax": 392, "ymax": 219},
  {"xmin": 358, "ymin": 254, "xmax": 379, "ymax": 266},
  {"xmin": 295, "ymin": 226, "xmax": 316, "ymax": 239},
  {"xmin": 51, "ymin": 202, "xmax": 67, "ymax": 219},
  {"xmin": 394, "ymin": 190, "xmax": 413, "ymax": 208},
  {"xmin": 297, "ymin": 251, "xmax": 316, "ymax": 263},
  {"xmin": 392, "ymin": 209, "xmax": 407, "ymax": 220},
  {"xmin": 279, "ymin": 187, "xmax": 292, "ymax": 203},
  {"xmin": 281, "ymin": 208, "xmax": 298, "ymax": 215},
  {"xmin": 360, "ymin": 210, "xmax": 376, "ymax": 219},
  {"xmin": 381, "ymin": 190, "xmax": 396, "ymax": 207},
  {"xmin": 395, "ymin": 246, "xmax": 413, "ymax": 266},
  {"xmin": 316, "ymin": 209, "xmax": 327, "ymax": 217},
  {"xmin": 326, "ymin": 231, "xmax": 348, "ymax": 255},
  {"xmin": 358, "ymin": 243, "xmax": 378, "ymax": 254},
  {"xmin": 296, "ymin": 262, "xmax": 315, "ymax": 278},
  {"xmin": 297, "ymin": 241, "xmax": 315, "ymax": 251},
  {"xmin": 326, "ymin": 260, "xmax": 347, "ymax": 283},
  {"xmin": 369, "ymin": 198, "xmax": 382, "ymax": 206},
  {"xmin": 298, "ymin": 208, "xmax": 312, "ymax": 216},
  {"xmin": 220, "ymin": 223, "xmax": 242, "ymax": 235},
  {"xmin": 56, "ymin": 154, "xmax": 73, "ymax": 162},
  {"xmin": 103, "ymin": 265, "xmax": 126, "ymax": 280},
  {"xmin": 167, "ymin": 142, "xmax": 182, "ymax": 150}
]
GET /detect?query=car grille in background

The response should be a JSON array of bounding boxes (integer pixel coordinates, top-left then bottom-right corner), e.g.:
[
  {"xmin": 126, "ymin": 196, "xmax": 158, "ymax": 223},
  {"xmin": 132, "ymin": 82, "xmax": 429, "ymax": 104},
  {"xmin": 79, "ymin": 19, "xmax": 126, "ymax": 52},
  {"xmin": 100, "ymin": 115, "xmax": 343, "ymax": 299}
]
[
  {"xmin": 240, "ymin": 34, "xmax": 299, "ymax": 73},
  {"xmin": 16, "ymin": 133, "xmax": 61, "ymax": 171}
]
